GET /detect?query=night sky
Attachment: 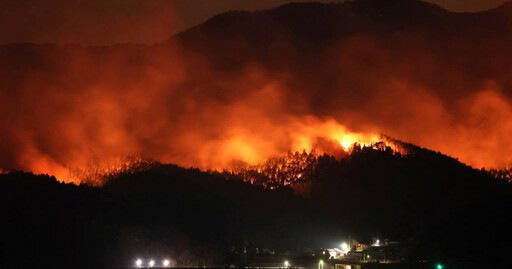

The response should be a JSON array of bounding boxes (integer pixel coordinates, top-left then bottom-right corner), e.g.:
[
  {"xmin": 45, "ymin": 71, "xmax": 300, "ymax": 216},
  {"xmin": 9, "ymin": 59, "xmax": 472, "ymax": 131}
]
[{"xmin": 0, "ymin": 0, "xmax": 508, "ymax": 45}]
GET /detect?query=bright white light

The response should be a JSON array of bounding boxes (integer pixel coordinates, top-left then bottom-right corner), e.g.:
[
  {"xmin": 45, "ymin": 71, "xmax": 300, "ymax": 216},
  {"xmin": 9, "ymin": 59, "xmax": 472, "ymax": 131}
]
[
  {"xmin": 149, "ymin": 260, "xmax": 155, "ymax": 267},
  {"xmin": 319, "ymin": 260, "xmax": 324, "ymax": 264},
  {"xmin": 341, "ymin": 242, "xmax": 349, "ymax": 252},
  {"xmin": 136, "ymin": 259, "xmax": 143, "ymax": 267},
  {"xmin": 341, "ymin": 140, "xmax": 351, "ymax": 151},
  {"xmin": 284, "ymin": 260, "xmax": 290, "ymax": 267},
  {"xmin": 329, "ymin": 251, "xmax": 337, "ymax": 258},
  {"xmin": 163, "ymin": 259, "xmax": 170, "ymax": 267}
]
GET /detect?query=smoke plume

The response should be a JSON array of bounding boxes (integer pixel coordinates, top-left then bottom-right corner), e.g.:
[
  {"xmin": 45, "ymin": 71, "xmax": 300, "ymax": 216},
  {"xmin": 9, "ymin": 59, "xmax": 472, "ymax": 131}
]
[{"xmin": 1, "ymin": 1, "xmax": 512, "ymax": 182}]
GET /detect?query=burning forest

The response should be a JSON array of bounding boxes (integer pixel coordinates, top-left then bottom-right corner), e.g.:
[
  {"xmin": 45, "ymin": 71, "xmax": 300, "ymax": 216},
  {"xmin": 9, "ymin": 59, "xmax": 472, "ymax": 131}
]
[
  {"xmin": 1, "ymin": 0, "xmax": 512, "ymax": 184},
  {"xmin": 2, "ymin": 0, "xmax": 512, "ymax": 268}
]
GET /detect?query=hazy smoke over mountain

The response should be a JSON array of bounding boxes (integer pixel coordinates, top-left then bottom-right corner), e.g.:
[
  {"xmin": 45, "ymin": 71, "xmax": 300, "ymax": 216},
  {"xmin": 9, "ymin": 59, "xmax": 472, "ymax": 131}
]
[
  {"xmin": 1, "ymin": 1, "xmax": 512, "ymax": 182},
  {"xmin": 0, "ymin": 0, "xmax": 178, "ymax": 45},
  {"xmin": 1, "ymin": 0, "xmax": 509, "ymax": 46}
]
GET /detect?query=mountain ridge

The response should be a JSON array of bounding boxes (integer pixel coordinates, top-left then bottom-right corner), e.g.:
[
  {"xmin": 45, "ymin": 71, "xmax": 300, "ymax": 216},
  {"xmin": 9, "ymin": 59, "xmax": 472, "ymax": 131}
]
[
  {"xmin": 2, "ymin": 138, "xmax": 512, "ymax": 267},
  {"xmin": 174, "ymin": 0, "xmax": 512, "ymax": 45}
]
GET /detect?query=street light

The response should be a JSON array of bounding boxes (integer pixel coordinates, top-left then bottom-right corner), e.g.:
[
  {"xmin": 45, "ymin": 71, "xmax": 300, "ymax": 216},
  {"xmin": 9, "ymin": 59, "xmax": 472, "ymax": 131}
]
[
  {"xmin": 136, "ymin": 259, "xmax": 143, "ymax": 267},
  {"xmin": 284, "ymin": 260, "xmax": 290, "ymax": 267},
  {"xmin": 163, "ymin": 259, "xmax": 170, "ymax": 267},
  {"xmin": 436, "ymin": 264, "xmax": 444, "ymax": 269},
  {"xmin": 149, "ymin": 259, "xmax": 155, "ymax": 267}
]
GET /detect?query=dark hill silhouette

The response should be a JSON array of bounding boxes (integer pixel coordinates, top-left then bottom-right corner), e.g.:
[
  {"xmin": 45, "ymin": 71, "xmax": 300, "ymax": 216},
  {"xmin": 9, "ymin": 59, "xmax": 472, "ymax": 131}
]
[
  {"xmin": 1, "ymin": 168, "xmax": 321, "ymax": 268},
  {"xmin": 174, "ymin": 0, "xmax": 512, "ymax": 55},
  {"xmin": 2, "ymin": 144, "xmax": 512, "ymax": 268},
  {"xmin": 171, "ymin": 0, "xmax": 512, "ymax": 108},
  {"xmin": 176, "ymin": 0, "xmax": 512, "ymax": 37},
  {"xmin": 174, "ymin": 0, "xmax": 452, "ymax": 67}
]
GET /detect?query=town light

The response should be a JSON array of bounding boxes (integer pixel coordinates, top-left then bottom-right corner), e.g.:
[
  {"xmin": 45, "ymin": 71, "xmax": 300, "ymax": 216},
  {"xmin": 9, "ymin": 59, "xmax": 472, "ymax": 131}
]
[
  {"xmin": 149, "ymin": 259, "xmax": 155, "ymax": 267},
  {"xmin": 341, "ymin": 242, "xmax": 349, "ymax": 252},
  {"xmin": 136, "ymin": 259, "xmax": 143, "ymax": 267},
  {"xmin": 163, "ymin": 259, "xmax": 170, "ymax": 267},
  {"xmin": 319, "ymin": 260, "xmax": 324, "ymax": 269},
  {"xmin": 284, "ymin": 260, "xmax": 290, "ymax": 267},
  {"xmin": 329, "ymin": 250, "xmax": 337, "ymax": 258},
  {"xmin": 436, "ymin": 264, "xmax": 444, "ymax": 269}
]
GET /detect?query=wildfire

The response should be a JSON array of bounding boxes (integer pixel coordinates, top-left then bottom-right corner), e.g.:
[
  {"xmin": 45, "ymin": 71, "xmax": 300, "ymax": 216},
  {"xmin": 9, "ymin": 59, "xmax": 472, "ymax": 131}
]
[
  {"xmin": 489, "ymin": 168, "xmax": 512, "ymax": 182},
  {"xmin": 64, "ymin": 157, "xmax": 157, "ymax": 186},
  {"xmin": 13, "ymin": 116, "xmax": 410, "ymax": 186},
  {"xmin": 228, "ymin": 134, "xmax": 408, "ymax": 190},
  {"xmin": 340, "ymin": 140, "xmax": 351, "ymax": 151},
  {"xmin": 3, "ymin": 6, "xmax": 512, "ymax": 186}
]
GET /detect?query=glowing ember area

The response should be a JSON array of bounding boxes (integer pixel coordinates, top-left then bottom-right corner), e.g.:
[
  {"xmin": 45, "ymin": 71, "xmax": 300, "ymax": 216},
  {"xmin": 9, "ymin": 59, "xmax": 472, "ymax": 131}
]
[
  {"xmin": 0, "ymin": 118, "xmax": 405, "ymax": 186},
  {"xmin": 44, "ymin": 122, "xmax": 399, "ymax": 185},
  {"xmin": 229, "ymin": 151, "xmax": 318, "ymax": 189},
  {"xmin": 489, "ymin": 168, "xmax": 512, "ymax": 182},
  {"xmin": 67, "ymin": 157, "xmax": 157, "ymax": 186},
  {"xmin": 228, "ymin": 137, "xmax": 408, "ymax": 189},
  {"xmin": 341, "ymin": 140, "xmax": 351, "ymax": 151},
  {"xmin": 0, "ymin": 157, "xmax": 156, "ymax": 185}
]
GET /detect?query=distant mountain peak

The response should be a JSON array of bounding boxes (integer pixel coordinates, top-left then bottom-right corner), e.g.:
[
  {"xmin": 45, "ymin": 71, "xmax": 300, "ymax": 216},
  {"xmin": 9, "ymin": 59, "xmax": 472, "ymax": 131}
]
[
  {"xmin": 175, "ymin": 0, "xmax": 453, "ymax": 44},
  {"xmin": 344, "ymin": 0, "xmax": 445, "ymax": 11}
]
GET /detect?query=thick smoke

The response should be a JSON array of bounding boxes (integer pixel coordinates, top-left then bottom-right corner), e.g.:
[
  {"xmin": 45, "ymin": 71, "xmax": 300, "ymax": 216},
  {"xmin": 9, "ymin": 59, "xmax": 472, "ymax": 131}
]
[
  {"xmin": 0, "ymin": 43, "xmax": 376, "ymax": 180},
  {"xmin": 1, "ymin": 2, "xmax": 512, "ymax": 182}
]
